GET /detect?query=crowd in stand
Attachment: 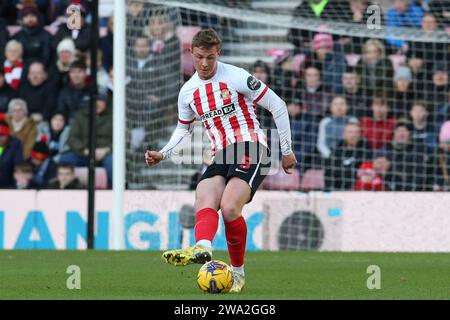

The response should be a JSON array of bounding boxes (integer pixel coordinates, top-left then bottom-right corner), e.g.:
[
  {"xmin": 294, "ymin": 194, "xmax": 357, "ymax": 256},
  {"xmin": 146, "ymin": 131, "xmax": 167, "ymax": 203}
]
[
  {"xmin": 252, "ymin": 0, "xmax": 450, "ymax": 192},
  {"xmin": 0, "ymin": 0, "xmax": 116, "ymax": 189},
  {"xmin": 1, "ymin": 0, "xmax": 449, "ymax": 192},
  {"xmin": 0, "ymin": 0, "xmax": 179, "ymax": 190}
]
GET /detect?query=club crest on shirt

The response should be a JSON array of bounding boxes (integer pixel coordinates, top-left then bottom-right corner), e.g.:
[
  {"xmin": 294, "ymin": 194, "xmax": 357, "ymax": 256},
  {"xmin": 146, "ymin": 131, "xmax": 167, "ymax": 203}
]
[{"xmin": 220, "ymin": 88, "xmax": 231, "ymax": 100}]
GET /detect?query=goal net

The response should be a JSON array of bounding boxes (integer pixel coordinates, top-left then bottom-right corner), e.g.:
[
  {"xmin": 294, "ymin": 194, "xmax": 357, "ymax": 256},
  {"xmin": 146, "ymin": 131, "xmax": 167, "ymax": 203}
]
[{"xmin": 125, "ymin": 0, "xmax": 450, "ymax": 192}]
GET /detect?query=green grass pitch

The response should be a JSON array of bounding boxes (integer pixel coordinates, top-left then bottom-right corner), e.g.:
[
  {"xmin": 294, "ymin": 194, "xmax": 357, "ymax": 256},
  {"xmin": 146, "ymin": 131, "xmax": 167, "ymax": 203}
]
[{"xmin": 0, "ymin": 250, "xmax": 449, "ymax": 299}]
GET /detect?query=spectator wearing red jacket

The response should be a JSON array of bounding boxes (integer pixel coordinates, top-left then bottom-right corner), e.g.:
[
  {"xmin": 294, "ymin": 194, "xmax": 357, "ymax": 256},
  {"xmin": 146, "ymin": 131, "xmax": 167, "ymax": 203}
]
[{"xmin": 360, "ymin": 96, "xmax": 396, "ymax": 150}]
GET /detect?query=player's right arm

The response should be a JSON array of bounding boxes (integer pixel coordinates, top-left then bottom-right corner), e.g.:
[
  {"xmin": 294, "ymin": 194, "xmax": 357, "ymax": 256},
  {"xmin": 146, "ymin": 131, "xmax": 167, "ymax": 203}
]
[{"xmin": 145, "ymin": 89, "xmax": 196, "ymax": 167}]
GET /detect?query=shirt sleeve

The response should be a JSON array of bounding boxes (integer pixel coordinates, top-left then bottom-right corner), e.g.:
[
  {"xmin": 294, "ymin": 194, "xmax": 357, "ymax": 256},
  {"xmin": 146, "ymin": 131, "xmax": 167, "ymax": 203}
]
[
  {"xmin": 229, "ymin": 65, "xmax": 292, "ymax": 155},
  {"xmin": 256, "ymin": 88, "xmax": 293, "ymax": 155},
  {"xmin": 159, "ymin": 89, "xmax": 196, "ymax": 159},
  {"xmin": 159, "ymin": 121, "xmax": 194, "ymax": 160},
  {"xmin": 177, "ymin": 89, "xmax": 196, "ymax": 124},
  {"xmin": 229, "ymin": 66, "xmax": 269, "ymax": 102}
]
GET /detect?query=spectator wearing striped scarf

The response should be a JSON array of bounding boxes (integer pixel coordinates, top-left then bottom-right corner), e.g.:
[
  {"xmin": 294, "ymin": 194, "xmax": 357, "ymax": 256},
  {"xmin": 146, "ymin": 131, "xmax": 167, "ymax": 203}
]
[{"xmin": 3, "ymin": 40, "xmax": 24, "ymax": 91}]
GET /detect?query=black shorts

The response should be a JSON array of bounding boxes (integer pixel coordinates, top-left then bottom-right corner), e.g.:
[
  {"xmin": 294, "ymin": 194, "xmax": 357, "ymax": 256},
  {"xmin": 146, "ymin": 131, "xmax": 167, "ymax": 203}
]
[{"xmin": 198, "ymin": 141, "xmax": 271, "ymax": 203}]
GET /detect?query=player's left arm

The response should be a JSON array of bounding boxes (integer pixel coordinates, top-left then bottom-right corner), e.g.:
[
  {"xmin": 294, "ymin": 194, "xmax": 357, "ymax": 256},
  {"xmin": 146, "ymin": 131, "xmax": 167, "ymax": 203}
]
[
  {"xmin": 232, "ymin": 68, "xmax": 297, "ymax": 173},
  {"xmin": 254, "ymin": 87, "xmax": 297, "ymax": 173}
]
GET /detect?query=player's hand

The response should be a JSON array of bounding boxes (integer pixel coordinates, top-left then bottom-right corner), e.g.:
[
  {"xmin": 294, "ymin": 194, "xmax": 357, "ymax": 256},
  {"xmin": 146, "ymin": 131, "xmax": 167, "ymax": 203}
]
[
  {"xmin": 145, "ymin": 150, "xmax": 163, "ymax": 167},
  {"xmin": 282, "ymin": 152, "xmax": 297, "ymax": 174}
]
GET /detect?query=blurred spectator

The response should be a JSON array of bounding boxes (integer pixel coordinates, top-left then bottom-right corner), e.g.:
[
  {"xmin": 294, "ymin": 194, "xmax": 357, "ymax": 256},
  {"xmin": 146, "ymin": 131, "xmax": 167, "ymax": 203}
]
[
  {"xmin": 53, "ymin": 2, "xmax": 91, "ymax": 53},
  {"xmin": 100, "ymin": 16, "xmax": 114, "ymax": 71},
  {"xmin": 86, "ymin": 49, "xmax": 109, "ymax": 95},
  {"xmin": 0, "ymin": 118, "xmax": 23, "ymax": 188},
  {"xmin": 382, "ymin": 121, "xmax": 429, "ymax": 190},
  {"xmin": 354, "ymin": 153, "xmax": 392, "ymax": 191},
  {"xmin": 59, "ymin": 94, "xmax": 112, "ymax": 187},
  {"xmin": 13, "ymin": 0, "xmax": 53, "ymax": 25},
  {"xmin": 55, "ymin": 0, "xmax": 89, "ymax": 22},
  {"xmin": 0, "ymin": 18, "xmax": 9, "ymax": 62},
  {"xmin": 431, "ymin": 120, "xmax": 450, "ymax": 190},
  {"xmin": 386, "ymin": 0, "xmax": 425, "ymax": 51},
  {"xmin": 427, "ymin": 61, "xmax": 449, "ymax": 120},
  {"xmin": 360, "ymin": 96, "xmax": 396, "ymax": 150},
  {"xmin": 126, "ymin": 36, "xmax": 153, "ymax": 148},
  {"xmin": 132, "ymin": 16, "xmax": 182, "ymax": 136},
  {"xmin": 317, "ymin": 96, "xmax": 358, "ymax": 159},
  {"xmin": 145, "ymin": 13, "xmax": 181, "ymax": 115},
  {"xmin": 19, "ymin": 61, "xmax": 57, "ymax": 121},
  {"xmin": 128, "ymin": 36, "xmax": 151, "ymax": 71},
  {"xmin": 251, "ymin": 60, "xmax": 272, "ymax": 129},
  {"xmin": 47, "ymin": 163, "xmax": 84, "ymax": 189},
  {"xmin": 271, "ymin": 50, "xmax": 302, "ymax": 102},
  {"xmin": 288, "ymin": 98, "xmax": 321, "ymax": 169},
  {"xmin": 325, "ymin": 122, "xmax": 371, "ymax": 190},
  {"xmin": 251, "ymin": 59, "xmax": 271, "ymax": 86},
  {"xmin": 340, "ymin": 0, "xmax": 373, "ymax": 54},
  {"xmin": 407, "ymin": 50, "xmax": 427, "ymax": 96},
  {"xmin": 409, "ymin": 100, "xmax": 437, "ymax": 152},
  {"xmin": 13, "ymin": 2, "xmax": 53, "ymax": 67},
  {"xmin": 341, "ymin": 66, "xmax": 369, "ymax": 118},
  {"xmin": 27, "ymin": 138, "xmax": 57, "ymax": 189},
  {"xmin": 428, "ymin": 0, "xmax": 450, "ymax": 29},
  {"xmin": 299, "ymin": 66, "xmax": 331, "ymax": 117},
  {"xmin": 56, "ymin": 60, "xmax": 90, "ymax": 122},
  {"xmin": 36, "ymin": 111, "xmax": 70, "ymax": 163},
  {"xmin": 13, "ymin": 160, "xmax": 37, "ymax": 189},
  {"xmin": 3, "ymin": 40, "xmax": 24, "ymax": 91},
  {"xmin": 304, "ymin": 33, "xmax": 347, "ymax": 94},
  {"xmin": 392, "ymin": 65, "xmax": 415, "ymax": 118},
  {"xmin": 126, "ymin": 0, "xmax": 149, "ymax": 41},
  {"xmin": 49, "ymin": 38, "xmax": 77, "ymax": 90},
  {"xmin": 0, "ymin": 70, "xmax": 17, "ymax": 114},
  {"xmin": 6, "ymin": 98, "xmax": 37, "ymax": 159},
  {"xmin": 356, "ymin": 39, "xmax": 394, "ymax": 98},
  {"xmin": 126, "ymin": 36, "xmax": 155, "ymax": 109},
  {"xmin": 407, "ymin": 13, "xmax": 446, "ymax": 77}
]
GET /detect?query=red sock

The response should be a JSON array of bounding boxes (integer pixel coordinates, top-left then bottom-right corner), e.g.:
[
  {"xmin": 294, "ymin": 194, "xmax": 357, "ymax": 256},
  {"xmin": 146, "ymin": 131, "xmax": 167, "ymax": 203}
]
[
  {"xmin": 195, "ymin": 208, "xmax": 219, "ymax": 242},
  {"xmin": 224, "ymin": 216, "xmax": 247, "ymax": 267}
]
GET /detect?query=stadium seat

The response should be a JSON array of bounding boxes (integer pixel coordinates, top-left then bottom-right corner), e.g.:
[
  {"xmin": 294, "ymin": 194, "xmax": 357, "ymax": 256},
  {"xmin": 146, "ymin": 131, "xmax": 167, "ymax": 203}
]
[
  {"xmin": 300, "ymin": 169, "xmax": 325, "ymax": 191},
  {"xmin": 74, "ymin": 167, "xmax": 108, "ymax": 189},
  {"xmin": 262, "ymin": 168, "xmax": 301, "ymax": 190},
  {"xmin": 176, "ymin": 26, "xmax": 201, "ymax": 77}
]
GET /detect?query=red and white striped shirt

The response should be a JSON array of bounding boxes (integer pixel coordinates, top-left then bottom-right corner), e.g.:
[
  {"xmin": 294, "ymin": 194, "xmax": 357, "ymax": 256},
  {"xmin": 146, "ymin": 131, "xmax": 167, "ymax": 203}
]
[
  {"xmin": 178, "ymin": 61, "xmax": 268, "ymax": 153},
  {"xmin": 160, "ymin": 61, "xmax": 292, "ymax": 159}
]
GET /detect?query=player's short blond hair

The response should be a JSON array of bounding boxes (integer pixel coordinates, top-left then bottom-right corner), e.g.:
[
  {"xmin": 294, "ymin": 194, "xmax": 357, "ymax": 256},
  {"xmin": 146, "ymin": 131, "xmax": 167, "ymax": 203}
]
[{"xmin": 191, "ymin": 28, "xmax": 221, "ymax": 51}]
